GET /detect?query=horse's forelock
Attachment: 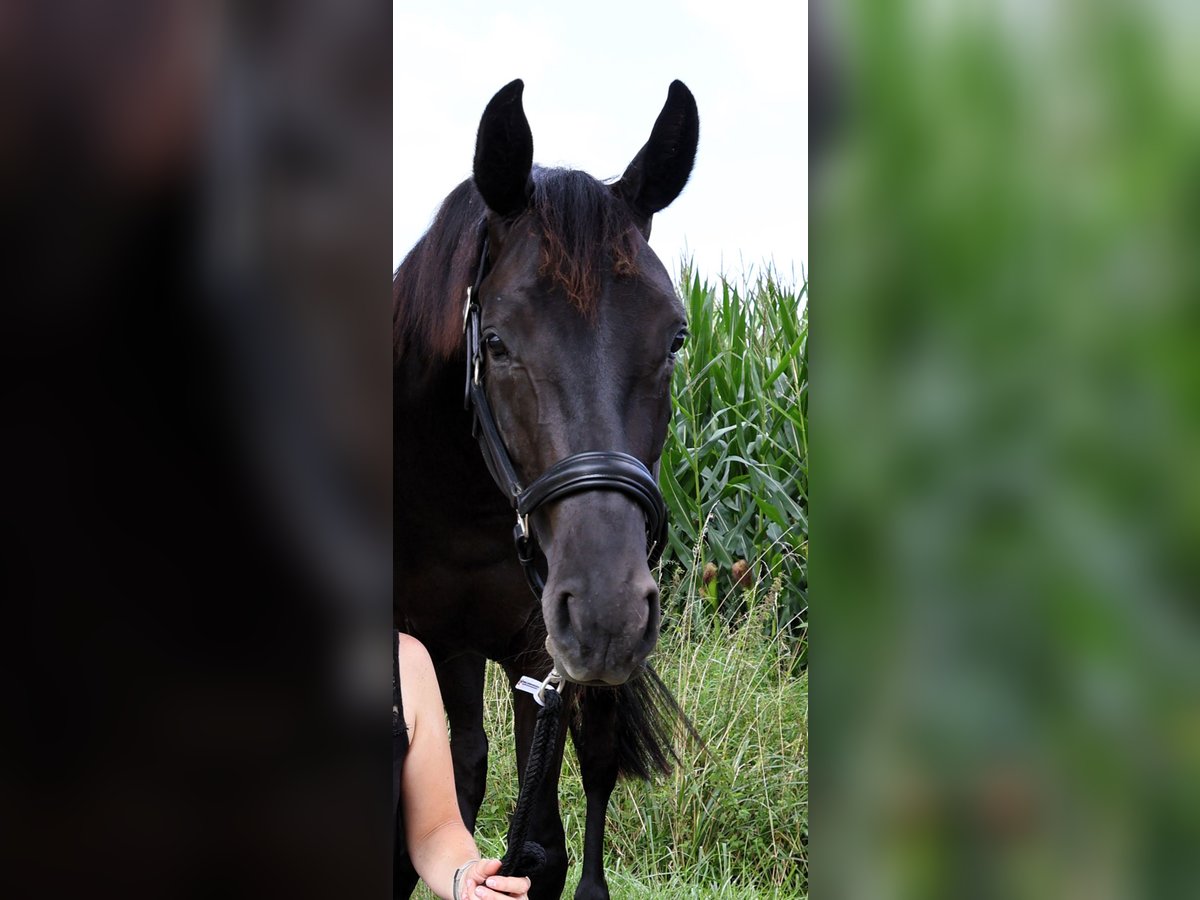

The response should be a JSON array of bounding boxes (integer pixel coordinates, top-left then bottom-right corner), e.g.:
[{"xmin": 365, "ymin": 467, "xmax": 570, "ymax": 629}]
[{"xmin": 531, "ymin": 167, "xmax": 641, "ymax": 313}]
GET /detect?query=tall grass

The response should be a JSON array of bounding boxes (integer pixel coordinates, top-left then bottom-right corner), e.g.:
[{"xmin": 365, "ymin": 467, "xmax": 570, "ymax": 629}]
[
  {"xmin": 413, "ymin": 576, "xmax": 808, "ymax": 899},
  {"xmin": 660, "ymin": 269, "xmax": 808, "ymax": 641}
]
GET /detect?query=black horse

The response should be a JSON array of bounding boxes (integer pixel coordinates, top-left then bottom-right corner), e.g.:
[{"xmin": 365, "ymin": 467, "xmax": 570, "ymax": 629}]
[{"xmin": 394, "ymin": 79, "xmax": 699, "ymax": 900}]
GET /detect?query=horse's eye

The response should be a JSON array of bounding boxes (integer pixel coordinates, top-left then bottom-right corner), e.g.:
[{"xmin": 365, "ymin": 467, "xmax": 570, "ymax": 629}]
[
  {"xmin": 485, "ymin": 333, "xmax": 508, "ymax": 357},
  {"xmin": 669, "ymin": 329, "xmax": 688, "ymax": 355}
]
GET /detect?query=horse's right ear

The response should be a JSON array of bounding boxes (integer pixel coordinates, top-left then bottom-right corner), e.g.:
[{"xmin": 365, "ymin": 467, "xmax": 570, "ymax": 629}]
[{"xmin": 473, "ymin": 79, "xmax": 534, "ymax": 219}]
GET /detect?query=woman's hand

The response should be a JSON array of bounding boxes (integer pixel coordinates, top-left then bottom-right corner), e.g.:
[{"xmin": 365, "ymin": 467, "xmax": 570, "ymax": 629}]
[{"xmin": 460, "ymin": 858, "xmax": 531, "ymax": 900}]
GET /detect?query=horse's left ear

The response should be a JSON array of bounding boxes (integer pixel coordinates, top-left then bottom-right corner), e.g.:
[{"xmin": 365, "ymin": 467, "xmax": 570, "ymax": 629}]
[{"xmin": 613, "ymin": 81, "xmax": 699, "ymax": 238}]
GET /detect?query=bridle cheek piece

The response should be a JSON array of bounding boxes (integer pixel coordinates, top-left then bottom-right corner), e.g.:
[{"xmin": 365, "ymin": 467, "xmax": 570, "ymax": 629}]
[{"xmin": 462, "ymin": 234, "xmax": 669, "ymax": 598}]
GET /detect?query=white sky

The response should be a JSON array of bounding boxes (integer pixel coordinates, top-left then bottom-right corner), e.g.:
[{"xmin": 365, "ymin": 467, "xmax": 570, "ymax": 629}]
[{"xmin": 393, "ymin": 1, "xmax": 807, "ymax": 285}]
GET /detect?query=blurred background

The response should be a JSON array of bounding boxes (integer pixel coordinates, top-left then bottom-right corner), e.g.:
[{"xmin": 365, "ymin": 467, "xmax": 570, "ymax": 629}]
[
  {"xmin": 5, "ymin": 1, "xmax": 1199, "ymax": 897},
  {"xmin": 1, "ymin": 2, "xmax": 391, "ymax": 896},
  {"xmin": 814, "ymin": 1, "xmax": 1200, "ymax": 897}
]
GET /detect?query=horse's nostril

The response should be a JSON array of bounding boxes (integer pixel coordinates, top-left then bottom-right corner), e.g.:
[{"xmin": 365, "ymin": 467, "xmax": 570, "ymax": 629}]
[
  {"xmin": 644, "ymin": 585, "xmax": 660, "ymax": 611},
  {"xmin": 553, "ymin": 590, "xmax": 573, "ymax": 636},
  {"xmin": 639, "ymin": 584, "xmax": 662, "ymax": 654}
]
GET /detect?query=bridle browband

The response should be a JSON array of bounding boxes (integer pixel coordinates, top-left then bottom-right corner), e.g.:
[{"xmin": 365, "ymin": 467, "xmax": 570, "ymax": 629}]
[{"xmin": 462, "ymin": 230, "xmax": 669, "ymax": 597}]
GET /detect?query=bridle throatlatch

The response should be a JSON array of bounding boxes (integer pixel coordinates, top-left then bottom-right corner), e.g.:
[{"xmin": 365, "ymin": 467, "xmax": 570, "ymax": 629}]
[{"xmin": 462, "ymin": 233, "xmax": 670, "ymax": 599}]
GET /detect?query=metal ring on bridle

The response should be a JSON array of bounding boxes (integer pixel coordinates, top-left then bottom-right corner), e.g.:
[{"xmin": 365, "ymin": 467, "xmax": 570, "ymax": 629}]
[{"xmin": 534, "ymin": 668, "xmax": 563, "ymax": 707}]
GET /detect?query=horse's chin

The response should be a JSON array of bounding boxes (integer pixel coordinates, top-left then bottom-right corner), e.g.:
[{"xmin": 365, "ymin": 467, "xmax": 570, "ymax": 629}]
[
  {"xmin": 568, "ymin": 671, "xmax": 630, "ymax": 687},
  {"xmin": 562, "ymin": 667, "xmax": 634, "ymax": 688},
  {"xmin": 544, "ymin": 636, "xmax": 637, "ymax": 687}
]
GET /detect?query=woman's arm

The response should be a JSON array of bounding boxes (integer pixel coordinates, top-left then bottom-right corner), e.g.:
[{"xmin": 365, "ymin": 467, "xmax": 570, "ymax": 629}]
[
  {"xmin": 399, "ymin": 634, "xmax": 480, "ymax": 897},
  {"xmin": 398, "ymin": 634, "xmax": 530, "ymax": 900}
]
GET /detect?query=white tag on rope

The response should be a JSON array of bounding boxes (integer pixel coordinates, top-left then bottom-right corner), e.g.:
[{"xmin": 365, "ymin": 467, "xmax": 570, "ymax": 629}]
[
  {"xmin": 518, "ymin": 676, "xmax": 549, "ymax": 705},
  {"xmin": 508, "ymin": 667, "xmax": 559, "ymax": 710}
]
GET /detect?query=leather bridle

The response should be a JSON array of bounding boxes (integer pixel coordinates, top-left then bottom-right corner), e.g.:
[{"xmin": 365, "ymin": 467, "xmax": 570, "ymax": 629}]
[{"xmin": 461, "ymin": 231, "xmax": 669, "ymax": 597}]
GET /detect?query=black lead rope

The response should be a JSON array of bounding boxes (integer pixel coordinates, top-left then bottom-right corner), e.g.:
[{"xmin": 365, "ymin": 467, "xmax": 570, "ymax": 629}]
[{"xmin": 497, "ymin": 678, "xmax": 562, "ymax": 879}]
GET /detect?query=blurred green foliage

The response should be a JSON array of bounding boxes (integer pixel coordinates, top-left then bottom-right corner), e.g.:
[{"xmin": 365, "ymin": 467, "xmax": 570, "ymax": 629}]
[
  {"xmin": 660, "ymin": 270, "xmax": 808, "ymax": 639},
  {"xmin": 816, "ymin": 1, "xmax": 1200, "ymax": 898}
]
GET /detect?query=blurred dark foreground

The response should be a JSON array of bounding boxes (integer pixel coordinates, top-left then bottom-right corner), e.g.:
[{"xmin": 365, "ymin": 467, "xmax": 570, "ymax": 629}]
[
  {"xmin": 1, "ymin": 3, "xmax": 390, "ymax": 897},
  {"xmin": 814, "ymin": 2, "xmax": 1200, "ymax": 898}
]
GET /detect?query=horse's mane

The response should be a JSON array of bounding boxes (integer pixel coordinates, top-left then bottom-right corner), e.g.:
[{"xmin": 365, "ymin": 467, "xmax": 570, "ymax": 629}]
[{"xmin": 393, "ymin": 166, "xmax": 641, "ymax": 363}]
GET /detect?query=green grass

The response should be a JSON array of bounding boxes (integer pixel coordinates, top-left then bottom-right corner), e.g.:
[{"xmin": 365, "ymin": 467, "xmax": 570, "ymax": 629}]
[{"xmin": 414, "ymin": 577, "xmax": 808, "ymax": 899}]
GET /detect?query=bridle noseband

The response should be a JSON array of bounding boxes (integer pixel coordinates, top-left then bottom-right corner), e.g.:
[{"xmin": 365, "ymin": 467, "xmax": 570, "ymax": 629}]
[{"xmin": 462, "ymin": 233, "xmax": 669, "ymax": 597}]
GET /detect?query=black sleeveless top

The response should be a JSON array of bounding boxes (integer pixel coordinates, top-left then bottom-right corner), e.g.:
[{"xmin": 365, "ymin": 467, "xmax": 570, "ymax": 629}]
[{"xmin": 393, "ymin": 631, "xmax": 412, "ymax": 895}]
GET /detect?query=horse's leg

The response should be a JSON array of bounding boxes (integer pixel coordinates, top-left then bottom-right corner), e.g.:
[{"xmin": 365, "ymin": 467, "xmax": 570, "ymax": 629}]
[
  {"xmin": 434, "ymin": 650, "xmax": 490, "ymax": 830},
  {"xmin": 504, "ymin": 662, "xmax": 570, "ymax": 900},
  {"xmin": 570, "ymin": 689, "xmax": 619, "ymax": 900}
]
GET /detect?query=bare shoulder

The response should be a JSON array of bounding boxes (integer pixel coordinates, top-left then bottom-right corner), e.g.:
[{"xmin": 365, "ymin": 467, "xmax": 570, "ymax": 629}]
[
  {"xmin": 397, "ymin": 632, "xmax": 432, "ymax": 669},
  {"xmin": 397, "ymin": 633, "xmax": 439, "ymax": 710}
]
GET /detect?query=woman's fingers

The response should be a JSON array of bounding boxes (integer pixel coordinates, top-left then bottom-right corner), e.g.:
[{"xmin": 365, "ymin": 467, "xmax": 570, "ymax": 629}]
[
  {"xmin": 486, "ymin": 874, "xmax": 531, "ymax": 895},
  {"xmin": 462, "ymin": 860, "xmax": 530, "ymax": 898},
  {"xmin": 469, "ymin": 875, "xmax": 531, "ymax": 898},
  {"xmin": 467, "ymin": 859, "xmax": 501, "ymax": 882},
  {"xmin": 462, "ymin": 860, "xmax": 493, "ymax": 899}
]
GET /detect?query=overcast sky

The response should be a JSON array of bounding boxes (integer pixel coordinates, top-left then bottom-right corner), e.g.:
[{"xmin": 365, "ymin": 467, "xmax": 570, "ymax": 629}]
[{"xmin": 393, "ymin": 1, "xmax": 807, "ymax": 285}]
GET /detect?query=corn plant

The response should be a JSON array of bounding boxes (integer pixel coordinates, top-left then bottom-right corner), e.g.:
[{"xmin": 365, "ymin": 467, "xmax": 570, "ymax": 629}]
[{"xmin": 660, "ymin": 268, "xmax": 808, "ymax": 642}]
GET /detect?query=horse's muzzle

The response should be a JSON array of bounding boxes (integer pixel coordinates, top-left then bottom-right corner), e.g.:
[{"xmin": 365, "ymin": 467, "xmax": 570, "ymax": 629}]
[{"xmin": 538, "ymin": 493, "xmax": 662, "ymax": 685}]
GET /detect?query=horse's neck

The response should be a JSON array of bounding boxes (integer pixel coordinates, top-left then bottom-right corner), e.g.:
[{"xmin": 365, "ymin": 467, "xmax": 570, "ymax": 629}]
[
  {"xmin": 394, "ymin": 355, "xmax": 511, "ymax": 529},
  {"xmin": 394, "ymin": 354, "xmax": 535, "ymax": 650}
]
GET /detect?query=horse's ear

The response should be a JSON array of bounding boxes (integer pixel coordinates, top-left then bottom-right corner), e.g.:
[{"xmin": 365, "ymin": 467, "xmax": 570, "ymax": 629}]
[
  {"xmin": 473, "ymin": 79, "xmax": 534, "ymax": 219},
  {"xmin": 613, "ymin": 80, "xmax": 699, "ymax": 238}
]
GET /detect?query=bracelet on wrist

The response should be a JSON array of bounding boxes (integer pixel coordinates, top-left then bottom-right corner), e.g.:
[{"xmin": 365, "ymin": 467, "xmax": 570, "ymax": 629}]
[{"xmin": 452, "ymin": 859, "xmax": 480, "ymax": 900}]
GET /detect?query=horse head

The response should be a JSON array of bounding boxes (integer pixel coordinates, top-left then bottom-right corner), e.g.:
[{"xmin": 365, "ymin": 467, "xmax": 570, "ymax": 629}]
[{"xmin": 470, "ymin": 79, "xmax": 698, "ymax": 686}]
